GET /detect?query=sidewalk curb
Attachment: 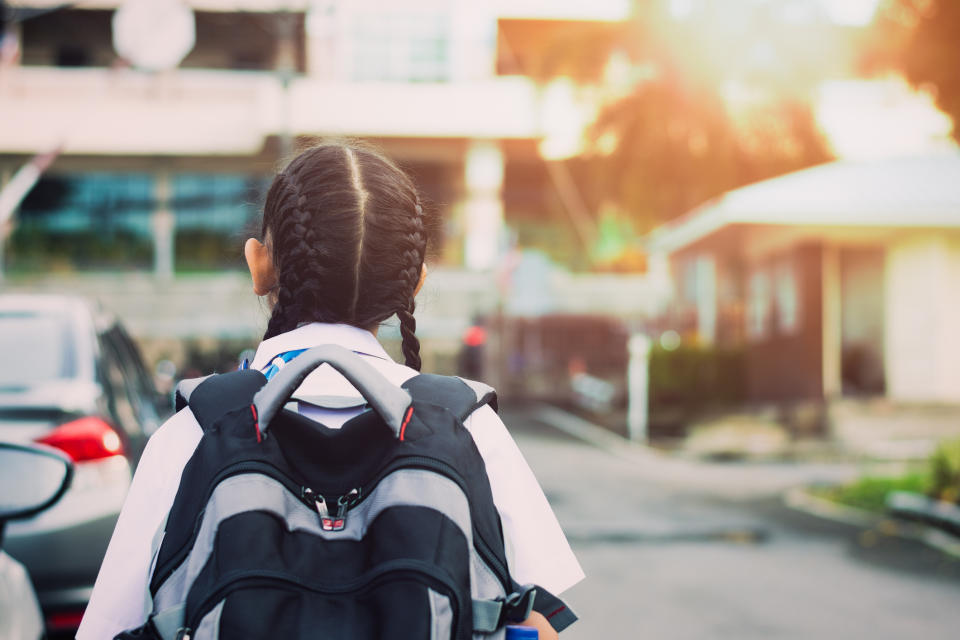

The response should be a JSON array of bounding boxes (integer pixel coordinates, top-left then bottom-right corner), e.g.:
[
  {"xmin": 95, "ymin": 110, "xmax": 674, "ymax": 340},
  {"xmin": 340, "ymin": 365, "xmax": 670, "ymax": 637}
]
[
  {"xmin": 529, "ymin": 403, "xmax": 663, "ymax": 462},
  {"xmin": 784, "ymin": 487, "xmax": 960, "ymax": 559},
  {"xmin": 528, "ymin": 404, "xmax": 858, "ymax": 499}
]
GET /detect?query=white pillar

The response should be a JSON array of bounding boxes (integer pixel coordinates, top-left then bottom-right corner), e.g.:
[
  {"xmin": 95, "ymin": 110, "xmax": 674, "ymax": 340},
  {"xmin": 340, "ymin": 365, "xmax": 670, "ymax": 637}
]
[
  {"xmin": 627, "ymin": 333, "xmax": 652, "ymax": 443},
  {"xmin": 463, "ymin": 140, "xmax": 504, "ymax": 271},
  {"xmin": 821, "ymin": 245, "xmax": 842, "ymax": 398},
  {"xmin": 152, "ymin": 171, "xmax": 175, "ymax": 281}
]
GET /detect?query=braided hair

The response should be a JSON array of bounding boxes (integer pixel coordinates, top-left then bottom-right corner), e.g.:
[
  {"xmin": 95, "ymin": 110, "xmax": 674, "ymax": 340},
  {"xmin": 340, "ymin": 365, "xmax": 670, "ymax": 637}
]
[{"xmin": 259, "ymin": 142, "xmax": 428, "ymax": 370}]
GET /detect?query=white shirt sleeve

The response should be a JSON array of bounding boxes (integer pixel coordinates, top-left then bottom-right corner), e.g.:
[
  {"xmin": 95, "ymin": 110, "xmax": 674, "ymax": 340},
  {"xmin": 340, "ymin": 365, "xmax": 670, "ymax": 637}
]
[
  {"xmin": 76, "ymin": 410, "xmax": 203, "ymax": 640},
  {"xmin": 464, "ymin": 405, "xmax": 585, "ymax": 595}
]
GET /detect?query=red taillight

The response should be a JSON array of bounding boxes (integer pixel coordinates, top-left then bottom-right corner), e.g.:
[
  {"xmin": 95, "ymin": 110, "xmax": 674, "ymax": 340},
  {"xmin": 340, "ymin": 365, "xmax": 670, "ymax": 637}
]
[
  {"xmin": 36, "ymin": 416, "xmax": 124, "ymax": 462},
  {"xmin": 46, "ymin": 608, "xmax": 86, "ymax": 631}
]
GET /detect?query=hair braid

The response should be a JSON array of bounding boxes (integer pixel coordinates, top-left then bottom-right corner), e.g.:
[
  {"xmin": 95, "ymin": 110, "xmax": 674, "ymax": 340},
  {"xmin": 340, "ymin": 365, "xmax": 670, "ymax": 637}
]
[
  {"xmin": 398, "ymin": 300, "xmax": 421, "ymax": 371},
  {"xmin": 262, "ymin": 176, "xmax": 304, "ymax": 339},
  {"xmin": 397, "ymin": 200, "xmax": 426, "ymax": 370},
  {"xmin": 262, "ymin": 165, "xmax": 356, "ymax": 339}
]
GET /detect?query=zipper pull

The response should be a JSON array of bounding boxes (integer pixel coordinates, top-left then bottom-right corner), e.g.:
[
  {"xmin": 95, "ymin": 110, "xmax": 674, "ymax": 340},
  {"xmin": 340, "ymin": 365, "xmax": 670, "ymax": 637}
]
[
  {"xmin": 303, "ymin": 487, "xmax": 336, "ymax": 530},
  {"xmin": 330, "ymin": 488, "xmax": 361, "ymax": 532}
]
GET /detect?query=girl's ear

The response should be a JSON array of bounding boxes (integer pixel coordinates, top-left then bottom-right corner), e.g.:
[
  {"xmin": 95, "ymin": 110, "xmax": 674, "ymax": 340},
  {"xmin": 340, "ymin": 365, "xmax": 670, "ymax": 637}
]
[
  {"xmin": 244, "ymin": 237, "xmax": 278, "ymax": 296},
  {"xmin": 415, "ymin": 263, "xmax": 428, "ymax": 296}
]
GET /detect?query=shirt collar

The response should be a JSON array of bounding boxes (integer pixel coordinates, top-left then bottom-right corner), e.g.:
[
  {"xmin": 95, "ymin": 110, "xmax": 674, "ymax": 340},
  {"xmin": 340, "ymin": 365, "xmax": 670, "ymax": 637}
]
[{"xmin": 251, "ymin": 323, "xmax": 392, "ymax": 371}]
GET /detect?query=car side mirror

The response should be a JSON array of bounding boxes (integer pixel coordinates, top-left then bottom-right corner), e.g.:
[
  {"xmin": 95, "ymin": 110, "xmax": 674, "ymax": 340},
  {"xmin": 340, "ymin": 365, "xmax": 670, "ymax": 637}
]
[{"xmin": 0, "ymin": 443, "xmax": 73, "ymax": 521}]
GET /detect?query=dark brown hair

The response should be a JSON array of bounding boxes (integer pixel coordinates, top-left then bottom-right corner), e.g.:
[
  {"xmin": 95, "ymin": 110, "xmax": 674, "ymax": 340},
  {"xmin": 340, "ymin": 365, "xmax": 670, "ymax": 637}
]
[{"xmin": 260, "ymin": 141, "xmax": 427, "ymax": 370}]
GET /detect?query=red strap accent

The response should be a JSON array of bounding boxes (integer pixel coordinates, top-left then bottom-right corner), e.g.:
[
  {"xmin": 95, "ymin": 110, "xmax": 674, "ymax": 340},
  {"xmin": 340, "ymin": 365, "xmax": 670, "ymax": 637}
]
[
  {"xmin": 398, "ymin": 406, "xmax": 414, "ymax": 441},
  {"xmin": 547, "ymin": 606, "xmax": 566, "ymax": 619},
  {"xmin": 251, "ymin": 404, "xmax": 261, "ymax": 443}
]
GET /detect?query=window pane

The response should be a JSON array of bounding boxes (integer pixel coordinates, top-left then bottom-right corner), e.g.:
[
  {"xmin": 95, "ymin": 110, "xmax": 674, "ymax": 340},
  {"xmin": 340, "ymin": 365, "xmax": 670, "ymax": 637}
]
[
  {"xmin": 173, "ymin": 174, "xmax": 267, "ymax": 272},
  {"xmin": 775, "ymin": 260, "xmax": 800, "ymax": 334},
  {"xmin": 349, "ymin": 10, "xmax": 449, "ymax": 82},
  {"xmin": 747, "ymin": 269, "xmax": 771, "ymax": 340},
  {"xmin": 9, "ymin": 173, "xmax": 154, "ymax": 272}
]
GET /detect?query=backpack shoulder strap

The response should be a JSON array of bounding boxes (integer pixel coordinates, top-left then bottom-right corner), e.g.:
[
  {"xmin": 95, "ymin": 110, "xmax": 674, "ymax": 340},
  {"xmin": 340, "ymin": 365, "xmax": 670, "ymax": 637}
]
[
  {"xmin": 401, "ymin": 373, "xmax": 498, "ymax": 422},
  {"xmin": 530, "ymin": 584, "xmax": 578, "ymax": 632},
  {"xmin": 472, "ymin": 583, "xmax": 578, "ymax": 634},
  {"xmin": 174, "ymin": 369, "xmax": 268, "ymax": 432}
]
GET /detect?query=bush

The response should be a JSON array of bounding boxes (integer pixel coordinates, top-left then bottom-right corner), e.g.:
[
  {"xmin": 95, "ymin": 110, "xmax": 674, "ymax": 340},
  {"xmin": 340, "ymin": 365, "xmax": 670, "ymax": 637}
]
[
  {"xmin": 813, "ymin": 474, "xmax": 929, "ymax": 512},
  {"xmin": 928, "ymin": 438, "xmax": 960, "ymax": 504},
  {"xmin": 816, "ymin": 439, "xmax": 960, "ymax": 512},
  {"xmin": 649, "ymin": 344, "xmax": 746, "ymax": 413}
]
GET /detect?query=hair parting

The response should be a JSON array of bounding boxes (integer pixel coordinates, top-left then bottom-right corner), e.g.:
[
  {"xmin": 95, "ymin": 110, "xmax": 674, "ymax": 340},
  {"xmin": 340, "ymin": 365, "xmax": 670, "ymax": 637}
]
[{"xmin": 259, "ymin": 141, "xmax": 428, "ymax": 371}]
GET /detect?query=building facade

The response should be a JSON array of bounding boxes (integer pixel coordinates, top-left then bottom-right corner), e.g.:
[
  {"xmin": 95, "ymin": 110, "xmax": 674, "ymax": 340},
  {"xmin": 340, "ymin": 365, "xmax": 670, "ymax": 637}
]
[
  {"xmin": 649, "ymin": 153, "xmax": 960, "ymax": 406},
  {"xmin": 1, "ymin": 0, "xmax": 631, "ymax": 341}
]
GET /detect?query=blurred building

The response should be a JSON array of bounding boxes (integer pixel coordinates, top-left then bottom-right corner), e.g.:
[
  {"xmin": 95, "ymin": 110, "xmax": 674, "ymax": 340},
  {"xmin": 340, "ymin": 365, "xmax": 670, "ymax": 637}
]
[
  {"xmin": 649, "ymin": 152, "xmax": 960, "ymax": 405},
  {"xmin": 0, "ymin": 0, "xmax": 636, "ymax": 344}
]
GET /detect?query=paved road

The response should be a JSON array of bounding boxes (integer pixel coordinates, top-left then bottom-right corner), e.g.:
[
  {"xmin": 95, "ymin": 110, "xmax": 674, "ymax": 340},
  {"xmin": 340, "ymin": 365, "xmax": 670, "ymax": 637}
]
[{"xmin": 504, "ymin": 406, "xmax": 960, "ymax": 639}]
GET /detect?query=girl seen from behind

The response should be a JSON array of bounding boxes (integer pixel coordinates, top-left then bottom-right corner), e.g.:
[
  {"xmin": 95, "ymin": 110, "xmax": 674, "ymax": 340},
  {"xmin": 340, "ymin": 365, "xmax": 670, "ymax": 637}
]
[{"xmin": 78, "ymin": 141, "xmax": 583, "ymax": 640}]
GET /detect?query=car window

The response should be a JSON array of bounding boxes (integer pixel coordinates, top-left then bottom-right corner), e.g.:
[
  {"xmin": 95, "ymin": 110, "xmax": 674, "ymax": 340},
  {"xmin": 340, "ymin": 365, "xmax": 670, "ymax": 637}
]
[
  {"xmin": 99, "ymin": 335, "xmax": 144, "ymax": 439},
  {"xmin": 0, "ymin": 311, "xmax": 77, "ymax": 386},
  {"xmin": 109, "ymin": 325, "xmax": 159, "ymax": 404},
  {"xmin": 101, "ymin": 326, "xmax": 164, "ymax": 445}
]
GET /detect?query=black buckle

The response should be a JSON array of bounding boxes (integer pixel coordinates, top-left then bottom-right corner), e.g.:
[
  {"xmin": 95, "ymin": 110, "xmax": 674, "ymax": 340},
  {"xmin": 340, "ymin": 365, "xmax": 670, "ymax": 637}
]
[{"xmin": 501, "ymin": 584, "xmax": 537, "ymax": 624}]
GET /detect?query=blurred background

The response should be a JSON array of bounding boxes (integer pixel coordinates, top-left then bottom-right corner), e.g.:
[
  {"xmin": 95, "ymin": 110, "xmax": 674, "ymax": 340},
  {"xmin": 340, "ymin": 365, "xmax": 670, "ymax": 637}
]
[{"xmin": 1, "ymin": 0, "xmax": 960, "ymax": 637}]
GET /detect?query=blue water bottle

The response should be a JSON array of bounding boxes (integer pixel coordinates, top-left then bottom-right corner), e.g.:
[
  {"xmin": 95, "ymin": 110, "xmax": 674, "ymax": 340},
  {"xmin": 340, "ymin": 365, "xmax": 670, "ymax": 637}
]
[{"xmin": 505, "ymin": 625, "xmax": 538, "ymax": 639}]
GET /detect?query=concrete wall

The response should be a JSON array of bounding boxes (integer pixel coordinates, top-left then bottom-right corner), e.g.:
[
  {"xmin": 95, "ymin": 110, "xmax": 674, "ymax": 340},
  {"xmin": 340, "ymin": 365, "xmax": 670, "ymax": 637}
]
[
  {"xmin": 885, "ymin": 232, "xmax": 960, "ymax": 402},
  {"xmin": 4, "ymin": 266, "xmax": 660, "ymax": 341}
]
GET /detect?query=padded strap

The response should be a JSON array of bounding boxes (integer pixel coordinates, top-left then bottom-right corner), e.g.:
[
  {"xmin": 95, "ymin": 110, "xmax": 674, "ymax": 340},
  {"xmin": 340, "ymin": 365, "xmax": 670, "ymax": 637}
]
[
  {"xmin": 150, "ymin": 605, "xmax": 185, "ymax": 640},
  {"xmin": 456, "ymin": 376, "xmax": 499, "ymax": 414},
  {"xmin": 180, "ymin": 370, "xmax": 267, "ymax": 432},
  {"xmin": 401, "ymin": 374, "xmax": 498, "ymax": 423},
  {"xmin": 252, "ymin": 344, "xmax": 412, "ymax": 438},
  {"xmin": 531, "ymin": 584, "xmax": 578, "ymax": 632},
  {"xmin": 472, "ymin": 585, "xmax": 537, "ymax": 633},
  {"xmin": 472, "ymin": 599, "xmax": 504, "ymax": 634},
  {"xmin": 173, "ymin": 375, "xmax": 212, "ymax": 412}
]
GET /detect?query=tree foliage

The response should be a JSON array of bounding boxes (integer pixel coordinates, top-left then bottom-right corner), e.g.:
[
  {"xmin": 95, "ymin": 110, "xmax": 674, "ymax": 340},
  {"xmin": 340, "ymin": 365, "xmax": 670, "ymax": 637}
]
[
  {"xmin": 534, "ymin": 1, "xmax": 835, "ymax": 231},
  {"xmin": 861, "ymin": 0, "xmax": 960, "ymax": 143},
  {"xmin": 590, "ymin": 73, "xmax": 831, "ymax": 229}
]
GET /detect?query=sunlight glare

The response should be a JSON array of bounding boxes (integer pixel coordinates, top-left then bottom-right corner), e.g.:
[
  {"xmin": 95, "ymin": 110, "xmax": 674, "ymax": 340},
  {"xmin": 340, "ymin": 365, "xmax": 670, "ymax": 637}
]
[
  {"xmin": 668, "ymin": 0, "xmax": 881, "ymax": 26},
  {"xmin": 816, "ymin": 78, "xmax": 958, "ymax": 159},
  {"xmin": 817, "ymin": 0, "xmax": 882, "ymax": 26}
]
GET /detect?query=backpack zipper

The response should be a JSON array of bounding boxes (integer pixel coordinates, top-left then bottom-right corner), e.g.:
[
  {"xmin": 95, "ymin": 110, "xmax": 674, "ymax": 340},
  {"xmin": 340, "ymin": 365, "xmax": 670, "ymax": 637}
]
[
  {"xmin": 301, "ymin": 486, "xmax": 361, "ymax": 531},
  {"xmin": 180, "ymin": 559, "xmax": 462, "ymax": 638},
  {"xmin": 307, "ymin": 457, "xmax": 510, "ymax": 589},
  {"xmin": 154, "ymin": 456, "xmax": 511, "ymax": 594}
]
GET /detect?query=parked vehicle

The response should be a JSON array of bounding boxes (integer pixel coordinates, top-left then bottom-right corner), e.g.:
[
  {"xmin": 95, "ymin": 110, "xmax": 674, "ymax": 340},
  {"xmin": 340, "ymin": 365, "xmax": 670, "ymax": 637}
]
[
  {"xmin": 0, "ymin": 294, "xmax": 168, "ymax": 634},
  {"xmin": 0, "ymin": 441, "xmax": 73, "ymax": 640}
]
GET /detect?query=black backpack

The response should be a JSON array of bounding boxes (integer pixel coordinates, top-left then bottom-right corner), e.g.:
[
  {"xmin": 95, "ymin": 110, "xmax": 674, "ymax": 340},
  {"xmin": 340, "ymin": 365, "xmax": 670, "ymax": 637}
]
[{"xmin": 117, "ymin": 345, "xmax": 575, "ymax": 640}]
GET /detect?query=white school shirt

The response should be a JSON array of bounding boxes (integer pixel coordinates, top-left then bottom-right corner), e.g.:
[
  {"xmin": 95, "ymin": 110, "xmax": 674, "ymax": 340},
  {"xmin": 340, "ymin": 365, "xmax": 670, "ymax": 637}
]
[{"xmin": 78, "ymin": 323, "xmax": 583, "ymax": 640}]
